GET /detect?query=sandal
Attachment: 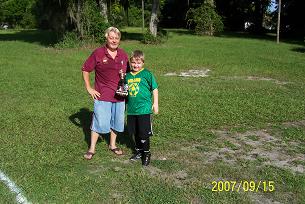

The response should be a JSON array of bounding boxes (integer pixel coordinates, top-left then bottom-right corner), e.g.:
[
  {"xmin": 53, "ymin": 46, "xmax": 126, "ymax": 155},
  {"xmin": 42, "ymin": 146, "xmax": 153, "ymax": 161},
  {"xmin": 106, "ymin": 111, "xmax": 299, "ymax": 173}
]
[
  {"xmin": 84, "ymin": 151, "xmax": 95, "ymax": 160},
  {"xmin": 109, "ymin": 147, "xmax": 123, "ymax": 156}
]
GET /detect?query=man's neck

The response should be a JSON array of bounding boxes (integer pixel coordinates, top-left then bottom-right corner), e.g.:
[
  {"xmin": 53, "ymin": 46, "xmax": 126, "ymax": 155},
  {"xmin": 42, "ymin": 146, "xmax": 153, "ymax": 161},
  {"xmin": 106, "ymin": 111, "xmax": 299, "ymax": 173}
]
[
  {"xmin": 106, "ymin": 46, "xmax": 117, "ymax": 59},
  {"xmin": 106, "ymin": 45, "xmax": 117, "ymax": 53}
]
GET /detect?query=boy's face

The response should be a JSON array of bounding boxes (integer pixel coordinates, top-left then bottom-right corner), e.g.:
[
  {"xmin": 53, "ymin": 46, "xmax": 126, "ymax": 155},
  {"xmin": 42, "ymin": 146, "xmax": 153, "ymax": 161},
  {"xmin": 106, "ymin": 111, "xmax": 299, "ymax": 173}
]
[{"xmin": 130, "ymin": 57, "xmax": 144, "ymax": 72}]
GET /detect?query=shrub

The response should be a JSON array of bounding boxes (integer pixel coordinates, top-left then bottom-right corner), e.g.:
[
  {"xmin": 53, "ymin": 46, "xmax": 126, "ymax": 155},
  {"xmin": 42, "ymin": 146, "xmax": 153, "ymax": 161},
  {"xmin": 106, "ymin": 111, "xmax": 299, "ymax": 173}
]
[
  {"xmin": 128, "ymin": 6, "xmax": 150, "ymax": 27},
  {"xmin": 54, "ymin": 31, "xmax": 80, "ymax": 48},
  {"xmin": 186, "ymin": 2, "xmax": 223, "ymax": 36},
  {"xmin": 83, "ymin": 1, "xmax": 110, "ymax": 43},
  {"xmin": 142, "ymin": 28, "xmax": 168, "ymax": 44},
  {"xmin": 20, "ymin": 11, "xmax": 37, "ymax": 28},
  {"xmin": 109, "ymin": 3, "xmax": 126, "ymax": 27}
]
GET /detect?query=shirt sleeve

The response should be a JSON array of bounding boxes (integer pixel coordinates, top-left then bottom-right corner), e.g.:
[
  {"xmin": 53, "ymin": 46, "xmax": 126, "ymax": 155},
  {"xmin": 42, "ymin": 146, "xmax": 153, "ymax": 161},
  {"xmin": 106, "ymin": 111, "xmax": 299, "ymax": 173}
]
[{"xmin": 82, "ymin": 51, "xmax": 96, "ymax": 72}]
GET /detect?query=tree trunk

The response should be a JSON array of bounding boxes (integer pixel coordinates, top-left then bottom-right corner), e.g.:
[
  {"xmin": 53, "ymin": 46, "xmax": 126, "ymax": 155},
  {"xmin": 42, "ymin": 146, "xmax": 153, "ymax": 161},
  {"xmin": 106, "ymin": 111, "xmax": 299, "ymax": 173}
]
[
  {"xmin": 142, "ymin": 0, "xmax": 144, "ymax": 33},
  {"xmin": 98, "ymin": 0, "xmax": 108, "ymax": 23},
  {"xmin": 68, "ymin": 0, "xmax": 84, "ymax": 38},
  {"xmin": 277, "ymin": 0, "xmax": 281, "ymax": 44},
  {"xmin": 76, "ymin": 0, "xmax": 84, "ymax": 39},
  {"xmin": 122, "ymin": 0, "xmax": 129, "ymax": 25},
  {"xmin": 253, "ymin": 0, "xmax": 269, "ymax": 34},
  {"xmin": 149, "ymin": 0, "xmax": 159, "ymax": 37}
]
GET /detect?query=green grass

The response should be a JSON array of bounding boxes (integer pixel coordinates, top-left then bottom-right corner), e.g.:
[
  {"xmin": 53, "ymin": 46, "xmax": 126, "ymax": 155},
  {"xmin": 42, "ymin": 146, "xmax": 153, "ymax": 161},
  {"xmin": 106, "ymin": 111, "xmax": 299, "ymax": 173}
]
[{"xmin": 1, "ymin": 28, "xmax": 305, "ymax": 203}]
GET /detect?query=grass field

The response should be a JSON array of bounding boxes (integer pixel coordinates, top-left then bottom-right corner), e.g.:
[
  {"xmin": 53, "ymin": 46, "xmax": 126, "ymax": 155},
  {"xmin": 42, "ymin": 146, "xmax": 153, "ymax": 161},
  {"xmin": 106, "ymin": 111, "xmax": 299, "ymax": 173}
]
[{"xmin": 1, "ymin": 27, "xmax": 305, "ymax": 203}]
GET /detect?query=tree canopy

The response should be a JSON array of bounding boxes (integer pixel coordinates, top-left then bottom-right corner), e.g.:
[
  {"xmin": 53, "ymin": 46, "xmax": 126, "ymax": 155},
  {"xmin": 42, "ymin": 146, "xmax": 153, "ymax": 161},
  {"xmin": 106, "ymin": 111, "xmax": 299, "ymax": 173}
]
[{"xmin": 0, "ymin": 0, "xmax": 304, "ymax": 39}]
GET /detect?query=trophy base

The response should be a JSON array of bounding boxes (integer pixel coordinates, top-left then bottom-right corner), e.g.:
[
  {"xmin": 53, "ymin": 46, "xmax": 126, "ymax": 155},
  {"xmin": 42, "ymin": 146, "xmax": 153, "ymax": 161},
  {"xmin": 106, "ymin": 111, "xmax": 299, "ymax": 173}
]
[{"xmin": 116, "ymin": 90, "xmax": 128, "ymax": 97}]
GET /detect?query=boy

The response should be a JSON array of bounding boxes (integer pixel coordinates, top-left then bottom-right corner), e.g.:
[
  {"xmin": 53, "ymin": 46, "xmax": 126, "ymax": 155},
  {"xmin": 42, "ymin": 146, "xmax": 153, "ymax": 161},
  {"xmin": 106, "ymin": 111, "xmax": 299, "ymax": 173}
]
[{"xmin": 125, "ymin": 50, "xmax": 159, "ymax": 166}]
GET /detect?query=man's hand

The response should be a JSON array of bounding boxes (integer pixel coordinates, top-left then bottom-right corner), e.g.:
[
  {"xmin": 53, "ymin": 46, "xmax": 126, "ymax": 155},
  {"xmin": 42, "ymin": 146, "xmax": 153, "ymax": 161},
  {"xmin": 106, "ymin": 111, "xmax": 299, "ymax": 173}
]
[
  {"xmin": 87, "ymin": 87, "xmax": 101, "ymax": 99},
  {"xmin": 82, "ymin": 71, "xmax": 100, "ymax": 99}
]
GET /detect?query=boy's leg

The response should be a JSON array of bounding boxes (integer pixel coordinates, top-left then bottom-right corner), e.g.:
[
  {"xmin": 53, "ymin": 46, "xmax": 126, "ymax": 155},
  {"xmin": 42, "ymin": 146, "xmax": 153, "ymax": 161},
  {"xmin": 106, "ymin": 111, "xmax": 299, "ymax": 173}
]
[
  {"xmin": 128, "ymin": 115, "xmax": 143, "ymax": 161},
  {"xmin": 138, "ymin": 114, "xmax": 153, "ymax": 166},
  {"xmin": 135, "ymin": 133, "xmax": 142, "ymax": 151},
  {"xmin": 141, "ymin": 138, "xmax": 151, "ymax": 166},
  {"xmin": 141, "ymin": 138, "xmax": 150, "ymax": 152},
  {"xmin": 130, "ymin": 133, "xmax": 143, "ymax": 161}
]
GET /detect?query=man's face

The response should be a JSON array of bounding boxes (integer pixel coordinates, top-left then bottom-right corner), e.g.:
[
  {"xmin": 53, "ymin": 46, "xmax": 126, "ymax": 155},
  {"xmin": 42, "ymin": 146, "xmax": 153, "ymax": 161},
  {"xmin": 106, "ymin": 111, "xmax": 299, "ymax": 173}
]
[{"xmin": 106, "ymin": 31, "xmax": 120, "ymax": 50}]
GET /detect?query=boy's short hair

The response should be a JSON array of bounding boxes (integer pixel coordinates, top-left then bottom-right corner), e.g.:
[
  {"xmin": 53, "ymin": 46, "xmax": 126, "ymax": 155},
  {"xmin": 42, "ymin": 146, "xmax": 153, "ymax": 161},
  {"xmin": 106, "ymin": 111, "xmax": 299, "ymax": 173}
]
[
  {"xmin": 130, "ymin": 50, "xmax": 145, "ymax": 62},
  {"xmin": 105, "ymin": 27, "xmax": 121, "ymax": 39}
]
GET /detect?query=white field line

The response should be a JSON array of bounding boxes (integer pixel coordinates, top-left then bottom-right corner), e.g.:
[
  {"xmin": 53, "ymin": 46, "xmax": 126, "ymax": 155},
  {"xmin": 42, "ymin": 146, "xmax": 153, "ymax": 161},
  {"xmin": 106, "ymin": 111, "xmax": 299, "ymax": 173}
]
[{"xmin": 0, "ymin": 170, "xmax": 31, "ymax": 204}]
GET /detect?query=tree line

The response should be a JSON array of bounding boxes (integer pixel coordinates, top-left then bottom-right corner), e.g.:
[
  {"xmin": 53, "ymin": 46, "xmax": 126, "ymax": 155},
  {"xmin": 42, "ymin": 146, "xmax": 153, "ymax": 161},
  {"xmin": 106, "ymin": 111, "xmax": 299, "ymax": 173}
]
[{"xmin": 0, "ymin": 0, "xmax": 304, "ymax": 40}]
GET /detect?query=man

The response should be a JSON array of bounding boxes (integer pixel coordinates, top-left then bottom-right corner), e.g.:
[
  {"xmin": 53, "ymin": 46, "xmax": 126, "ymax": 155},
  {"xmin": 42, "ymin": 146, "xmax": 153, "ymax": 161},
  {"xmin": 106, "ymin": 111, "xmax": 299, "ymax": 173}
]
[{"xmin": 82, "ymin": 27, "xmax": 129, "ymax": 159}]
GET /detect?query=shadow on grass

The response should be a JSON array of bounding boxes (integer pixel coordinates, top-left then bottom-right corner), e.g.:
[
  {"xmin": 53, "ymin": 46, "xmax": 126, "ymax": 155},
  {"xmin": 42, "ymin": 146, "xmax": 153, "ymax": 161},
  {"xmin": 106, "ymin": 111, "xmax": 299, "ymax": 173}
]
[
  {"xmin": 165, "ymin": 28, "xmax": 305, "ymax": 47},
  {"xmin": 0, "ymin": 29, "xmax": 58, "ymax": 46},
  {"xmin": 121, "ymin": 31, "xmax": 144, "ymax": 41},
  {"xmin": 219, "ymin": 31, "xmax": 305, "ymax": 46},
  {"xmin": 69, "ymin": 108, "xmax": 134, "ymax": 151},
  {"xmin": 166, "ymin": 29, "xmax": 195, "ymax": 36},
  {"xmin": 69, "ymin": 108, "xmax": 93, "ymax": 148},
  {"xmin": 291, "ymin": 47, "xmax": 305, "ymax": 53}
]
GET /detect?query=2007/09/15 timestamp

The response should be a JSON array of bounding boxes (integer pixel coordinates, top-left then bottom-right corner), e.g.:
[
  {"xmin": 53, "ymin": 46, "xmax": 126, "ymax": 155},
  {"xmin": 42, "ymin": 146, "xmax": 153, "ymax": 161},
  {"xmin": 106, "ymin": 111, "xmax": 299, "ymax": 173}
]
[{"xmin": 211, "ymin": 180, "xmax": 275, "ymax": 192}]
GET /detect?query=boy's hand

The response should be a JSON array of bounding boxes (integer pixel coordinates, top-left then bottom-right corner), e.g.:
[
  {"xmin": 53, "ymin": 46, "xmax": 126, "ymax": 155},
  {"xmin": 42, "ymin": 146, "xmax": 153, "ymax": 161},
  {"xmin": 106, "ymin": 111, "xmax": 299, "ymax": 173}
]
[
  {"xmin": 87, "ymin": 87, "xmax": 101, "ymax": 99},
  {"xmin": 152, "ymin": 103, "xmax": 159, "ymax": 114}
]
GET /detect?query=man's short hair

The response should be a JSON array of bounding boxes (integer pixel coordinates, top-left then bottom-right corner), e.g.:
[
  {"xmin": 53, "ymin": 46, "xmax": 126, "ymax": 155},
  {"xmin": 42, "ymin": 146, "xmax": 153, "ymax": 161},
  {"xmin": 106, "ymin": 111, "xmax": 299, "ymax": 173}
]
[{"xmin": 105, "ymin": 27, "xmax": 121, "ymax": 38}]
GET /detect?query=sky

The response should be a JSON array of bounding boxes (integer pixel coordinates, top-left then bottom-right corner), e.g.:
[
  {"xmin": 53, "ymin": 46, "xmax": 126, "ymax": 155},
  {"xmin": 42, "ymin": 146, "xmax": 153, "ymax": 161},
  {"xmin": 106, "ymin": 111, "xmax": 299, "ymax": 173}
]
[{"xmin": 269, "ymin": 0, "xmax": 277, "ymax": 12}]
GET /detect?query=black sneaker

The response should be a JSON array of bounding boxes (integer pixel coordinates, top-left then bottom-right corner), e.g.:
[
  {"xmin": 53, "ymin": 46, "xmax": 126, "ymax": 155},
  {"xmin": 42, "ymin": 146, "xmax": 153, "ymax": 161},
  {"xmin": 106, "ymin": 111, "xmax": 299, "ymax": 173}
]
[
  {"xmin": 129, "ymin": 151, "xmax": 142, "ymax": 161},
  {"xmin": 142, "ymin": 152, "xmax": 151, "ymax": 166}
]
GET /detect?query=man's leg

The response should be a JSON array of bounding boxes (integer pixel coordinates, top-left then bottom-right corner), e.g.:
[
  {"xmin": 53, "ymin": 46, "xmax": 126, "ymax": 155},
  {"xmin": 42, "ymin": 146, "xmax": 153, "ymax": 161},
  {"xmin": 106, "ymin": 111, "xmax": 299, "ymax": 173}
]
[
  {"xmin": 109, "ymin": 102, "xmax": 125, "ymax": 155},
  {"xmin": 109, "ymin": 129, "xmax": 117, "ymax": 149},
  {"xmin": 88, "ymin": 131, "xmax": 99, "ymax": 153},
  {"xmin": 84, "ymin": 100, "xmax": 111, "ymax": 160},
  {"xmin": 109, "ymin": 129, "xmax": 123, "ymax": 155},
  {"xmin": 84, "ymin": 131, "xmax": 99, "ymax": 159}
]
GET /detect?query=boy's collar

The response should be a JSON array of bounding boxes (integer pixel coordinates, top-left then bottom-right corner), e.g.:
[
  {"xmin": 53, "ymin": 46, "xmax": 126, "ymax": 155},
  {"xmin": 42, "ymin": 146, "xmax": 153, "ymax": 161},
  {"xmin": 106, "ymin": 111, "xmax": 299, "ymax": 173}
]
[{"xmin": 131, "ymin": 68, "xmax": 144, "ymax": 76}]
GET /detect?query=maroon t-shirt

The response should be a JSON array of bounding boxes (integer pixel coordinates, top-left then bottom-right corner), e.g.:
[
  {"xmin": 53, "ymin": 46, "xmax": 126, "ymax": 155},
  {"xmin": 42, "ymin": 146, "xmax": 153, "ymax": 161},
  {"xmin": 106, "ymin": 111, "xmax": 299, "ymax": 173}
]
[{"xmin": 82, "ymin": 46, "xmax": 129, "ymax": 102}]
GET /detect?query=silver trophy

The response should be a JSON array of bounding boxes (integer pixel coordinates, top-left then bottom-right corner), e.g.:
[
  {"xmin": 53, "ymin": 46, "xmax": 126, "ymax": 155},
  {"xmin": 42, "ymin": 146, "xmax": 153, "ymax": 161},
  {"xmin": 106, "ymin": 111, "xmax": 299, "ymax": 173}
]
[{"xmin": 115, "ymin": 69, "xmax": 128, "ymax": 97}]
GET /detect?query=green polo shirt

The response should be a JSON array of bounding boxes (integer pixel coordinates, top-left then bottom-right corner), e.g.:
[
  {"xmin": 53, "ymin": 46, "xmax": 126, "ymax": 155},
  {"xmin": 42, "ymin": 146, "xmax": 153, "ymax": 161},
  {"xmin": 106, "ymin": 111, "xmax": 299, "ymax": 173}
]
[{"xmin": 125, "ymin": 68, "xmax": 158, "ymax": 115}]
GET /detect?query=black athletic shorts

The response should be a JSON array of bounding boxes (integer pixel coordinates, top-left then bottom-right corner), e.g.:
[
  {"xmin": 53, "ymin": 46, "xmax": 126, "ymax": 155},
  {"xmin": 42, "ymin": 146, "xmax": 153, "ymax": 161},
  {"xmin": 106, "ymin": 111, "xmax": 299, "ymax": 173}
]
[{"xmin": 127, "ymin": 114, "xmax": 153, "ymax": 139}]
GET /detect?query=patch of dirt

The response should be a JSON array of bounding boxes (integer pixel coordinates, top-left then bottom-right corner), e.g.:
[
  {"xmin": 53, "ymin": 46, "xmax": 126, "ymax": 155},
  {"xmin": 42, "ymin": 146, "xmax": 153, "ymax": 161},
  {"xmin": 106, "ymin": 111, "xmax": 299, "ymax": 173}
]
[
  {"xmin": 249, "ymin": 194, "xmax": 282, "ymax": 204},
  {"xmin": 143, "ymin": 166, "xmax": 197, "ymax": 188},
  {"xmin": 164, "ymin": 69, "xmax": 211, "ymax": 77},
  {"xmin": 164, "ymin": 72, "xmax": 177, "ymax": 76},
  {"xmin": 143, "ymin": 165, "xmax": 162, "ymax": 176},
  {"xmin": 111, "ymin": 158, "xmax": 131, "ymax": 164},
  {"xmin": 222, "ymin": 76, "xmax": 290, "ymax": 85},
  {"xmin": 206, "ymin": 124, "xmax": 305, "ymax": 173},
  {"xmin": 87, "ymin": 165, "xmax": 109, "ymax": 174},
  {"xmin": 189, "ymin": 196, "xmax": 203, "ymax": 204},
  {"xmin": 282, "ymin": 120, "xmax": 305, "ymax": 128},
  {"xmin": 246, "ymin": 76, "xmax": 289, "ymax": 85},
  {"xmin": 111, "ymin": 192, "xmax": 124, "ymax": 199}
]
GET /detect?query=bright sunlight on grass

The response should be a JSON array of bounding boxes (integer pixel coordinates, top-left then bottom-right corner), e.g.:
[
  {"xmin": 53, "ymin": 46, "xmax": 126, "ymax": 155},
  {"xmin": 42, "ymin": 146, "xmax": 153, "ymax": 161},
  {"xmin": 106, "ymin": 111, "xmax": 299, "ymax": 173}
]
[{"xmin": 1, "ymin": 28, "xmax": 305, "ymax": 203}]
